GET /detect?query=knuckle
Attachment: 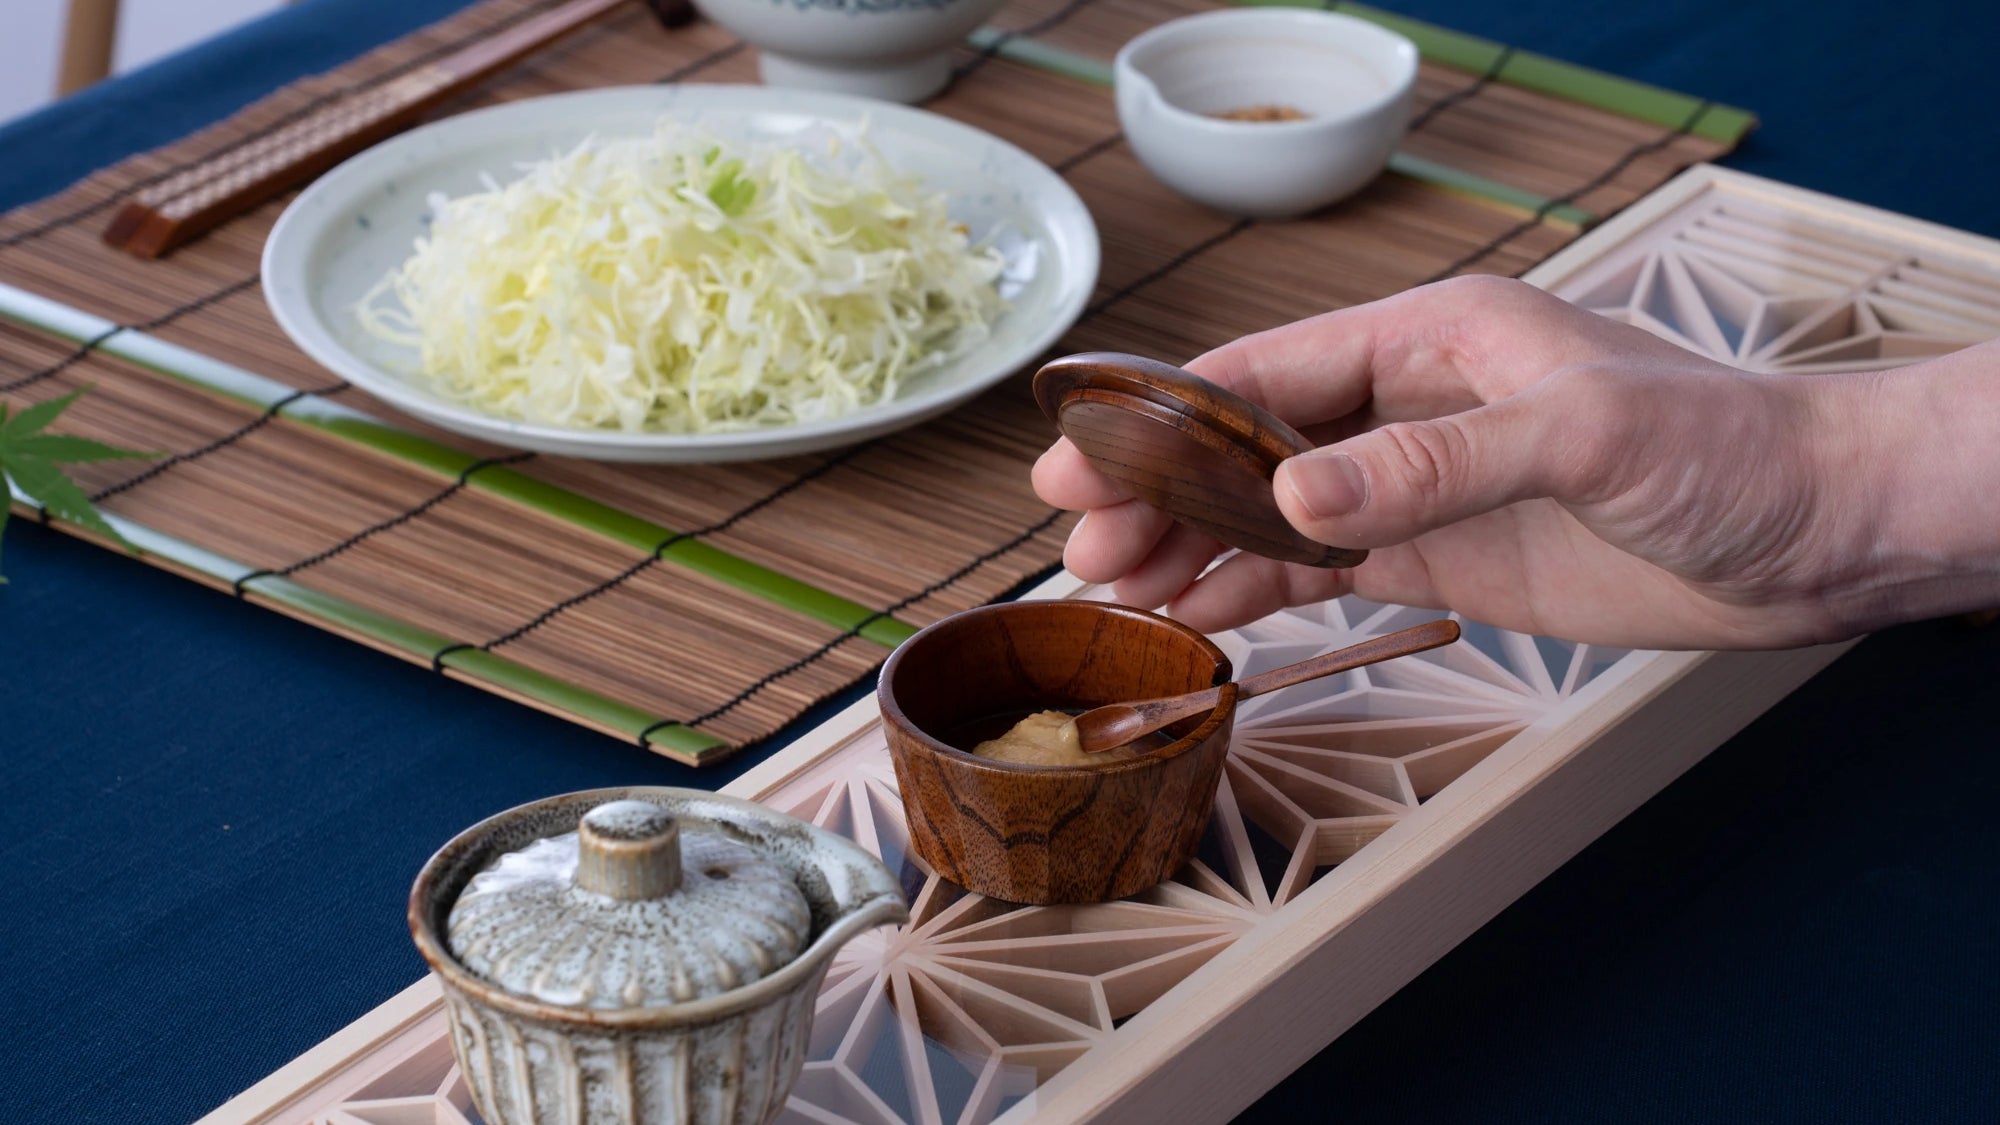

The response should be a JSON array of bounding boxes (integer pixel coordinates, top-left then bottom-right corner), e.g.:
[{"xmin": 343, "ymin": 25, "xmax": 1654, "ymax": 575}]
[
  {"xmin": 1407, "ymin": 276, "xmax": 1559, "ymax": 384},
  {"xmin": 1373, "ymin": 418, "xmax": 1471, "ymax": 512},
  {"xmin": 1427, "ymin": 273, "xmax": 1539, "ymax": 317},
  {"xmin": 1539, "ymin": 363, "xmax": 1643, "ymax": 497}
]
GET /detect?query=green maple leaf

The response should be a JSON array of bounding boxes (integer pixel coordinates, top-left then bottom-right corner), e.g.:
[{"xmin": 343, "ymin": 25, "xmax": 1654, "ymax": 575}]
[{"xmin": 0, "ymin": 390, "xmax": 156, "ymax": 584}]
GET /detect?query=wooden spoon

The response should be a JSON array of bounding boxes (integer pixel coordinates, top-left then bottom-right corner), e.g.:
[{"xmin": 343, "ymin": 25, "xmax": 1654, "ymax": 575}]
[{"xmin": 1073, "ymin": 619, "xmax": 1462, "ymax": 754}]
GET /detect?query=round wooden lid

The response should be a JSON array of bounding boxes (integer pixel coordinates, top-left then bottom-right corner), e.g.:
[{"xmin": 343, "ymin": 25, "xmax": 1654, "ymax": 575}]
[{"xmin": 1033, "ymin": 353, "xmax": 1367, "ymax": 569}]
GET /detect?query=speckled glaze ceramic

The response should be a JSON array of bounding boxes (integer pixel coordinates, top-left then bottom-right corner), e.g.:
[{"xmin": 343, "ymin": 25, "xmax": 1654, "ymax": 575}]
[{"xmin": 410, "ymin": 788, "xmax": 908, "ymax": 1125}]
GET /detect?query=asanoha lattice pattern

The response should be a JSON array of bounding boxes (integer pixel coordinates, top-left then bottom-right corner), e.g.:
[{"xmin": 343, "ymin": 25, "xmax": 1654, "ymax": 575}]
[
  {"xmin": 289, "ymin": 594, "xmax": 1631, "ymax": 1125},
  {"xmin": 1561, "ymin": 193, "xmax": 2000, "ymax": 373},
  {"xmin": 260, "ymin": 177, "xmax": 2000, "ymax": 1125}
]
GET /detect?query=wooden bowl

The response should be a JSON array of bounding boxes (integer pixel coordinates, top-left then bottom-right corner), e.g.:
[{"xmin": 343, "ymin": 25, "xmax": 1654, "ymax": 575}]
[{"xmin": 878, "ymin": 601, "xmax": 1237, "ymax": 904}]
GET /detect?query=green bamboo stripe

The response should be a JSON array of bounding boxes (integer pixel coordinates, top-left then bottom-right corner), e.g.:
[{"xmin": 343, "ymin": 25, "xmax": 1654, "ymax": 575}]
[
  {"xmin": 967, "ymin": 27, "xmax": 1115, "ymax": 86},
  {"xmin": 966, "ymin": 28, "xmax": 1596, "ymax": 225},
  {"xmin": 1388, "ymin": 153, "xmax": 1592, "ymax": 227},
  {"xmin": 0, "ymin": 283, "xmax": 916, "ymax": 649},
  {"xmin": 4, "ymin": 481, "xmax": 726, "ymax": 760},
  {"xmin": 1236, "ymin": 0, "xmax": 1756, "ymax": 144}
]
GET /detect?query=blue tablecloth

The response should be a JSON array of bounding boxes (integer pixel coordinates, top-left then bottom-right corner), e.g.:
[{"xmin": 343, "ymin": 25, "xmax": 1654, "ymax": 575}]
[{"xmin": 2, "ymin": 2, "xmax": 1996, "ymax": 1121}]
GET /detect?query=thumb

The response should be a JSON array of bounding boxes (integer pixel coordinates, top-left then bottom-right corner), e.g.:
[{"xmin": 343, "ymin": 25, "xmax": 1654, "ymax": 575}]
[{"xmin": 1273, "ymin": 393, "xmax": 1567, "ymax": 550}]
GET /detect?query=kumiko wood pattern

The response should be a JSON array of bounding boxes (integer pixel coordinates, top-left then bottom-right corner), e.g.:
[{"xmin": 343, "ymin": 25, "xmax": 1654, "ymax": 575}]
[
  {"xmin": 186, "ymin": 166, "xmax": 2000, "ymax": 1125},
  {"xmin": 0, "ymin": 0, "xmax": 1746, "ymax": 762}
]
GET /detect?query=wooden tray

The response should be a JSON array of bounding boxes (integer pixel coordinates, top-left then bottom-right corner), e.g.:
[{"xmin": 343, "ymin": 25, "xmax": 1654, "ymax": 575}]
[{"xmin": 189, "ymin": 169, "xmax": 2000, "ymax": 1125}]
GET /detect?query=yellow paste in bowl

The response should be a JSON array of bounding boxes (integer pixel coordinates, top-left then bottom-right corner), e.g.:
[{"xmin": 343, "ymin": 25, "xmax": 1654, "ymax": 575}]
[{"xmin": 968, "ymin": 710, "xmax": 1167, "ymax": 767}]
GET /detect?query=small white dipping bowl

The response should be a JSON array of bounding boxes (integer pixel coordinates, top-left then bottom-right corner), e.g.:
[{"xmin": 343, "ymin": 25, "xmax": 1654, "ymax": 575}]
[
  {"xmin": 694, "ymin": 0, "xmax": 1006, "ymax": 104},
  {"xmin": 1114, "ymin": 8, "xmax": 1419, "ymax": 219}
]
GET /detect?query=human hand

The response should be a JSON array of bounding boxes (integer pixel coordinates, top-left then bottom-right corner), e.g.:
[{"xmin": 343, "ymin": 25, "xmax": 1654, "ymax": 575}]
[{"xmin": 1034, "ymin": 275, "xmax": 1917, "ymax": 650}]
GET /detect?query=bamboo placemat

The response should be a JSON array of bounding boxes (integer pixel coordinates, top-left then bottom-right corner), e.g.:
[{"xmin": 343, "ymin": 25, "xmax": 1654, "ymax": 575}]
[{"xmin": 0, "ymin": 0, "xmax": 1751, "ymax": 764}]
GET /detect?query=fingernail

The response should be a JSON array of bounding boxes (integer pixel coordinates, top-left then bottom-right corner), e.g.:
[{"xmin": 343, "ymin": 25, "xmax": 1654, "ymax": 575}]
[{"xmin": 1286, "ymin": 452, "xmax": 1368, "ymax": 518}]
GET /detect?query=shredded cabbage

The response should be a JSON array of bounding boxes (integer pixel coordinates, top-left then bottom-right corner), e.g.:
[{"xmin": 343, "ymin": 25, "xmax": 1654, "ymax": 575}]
[{"xmin": 356, "ymin": 120, "xmax": 1007, "ymax": 433}]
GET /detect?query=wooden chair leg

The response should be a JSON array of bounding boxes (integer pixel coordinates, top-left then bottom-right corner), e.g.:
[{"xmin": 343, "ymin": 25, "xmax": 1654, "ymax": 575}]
[{"xmin": 57, "ymin": 0, "xmax": 122, "ymax": 96}]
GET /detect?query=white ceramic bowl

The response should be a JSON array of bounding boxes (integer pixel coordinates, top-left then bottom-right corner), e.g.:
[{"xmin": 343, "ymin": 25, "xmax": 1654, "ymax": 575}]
[
  {"xmin": 693, "ymin": 0, "xmax": 1006, "ymax": 103},
  {"xmin": 262, "ymin": 84, "xmax": 1099, "ymax": 463},
  {"xmin": 1114, "ymin": 8, "xmax": 1419, "ymax": 219}
]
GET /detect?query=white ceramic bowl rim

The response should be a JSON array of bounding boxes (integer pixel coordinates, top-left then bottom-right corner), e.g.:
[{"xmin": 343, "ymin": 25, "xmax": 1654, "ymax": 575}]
[
  {"xmin": 262, "ymin": 84, "xmax": 1099, "ymax": 457},
  {"xmin": 1114, "ymin": 8, "xmax": 1420, "ymax": 133}
]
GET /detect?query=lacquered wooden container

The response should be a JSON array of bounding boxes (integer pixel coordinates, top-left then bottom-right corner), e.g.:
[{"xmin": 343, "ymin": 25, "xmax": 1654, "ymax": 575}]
[{"xmin": 878, "ymin": 601, "xmax": 1237, "ymax": 904}]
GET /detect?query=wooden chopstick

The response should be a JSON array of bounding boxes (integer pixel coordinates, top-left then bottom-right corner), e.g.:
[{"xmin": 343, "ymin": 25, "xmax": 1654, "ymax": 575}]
[{"xmin": 102, "ymin": 0, "xmax": 651, "ymax": 259}]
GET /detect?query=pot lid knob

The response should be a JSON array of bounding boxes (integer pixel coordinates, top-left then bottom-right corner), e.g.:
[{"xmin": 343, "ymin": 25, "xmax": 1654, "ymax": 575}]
[{"xmin": 576, "ymin": 800, "xmax": 682, "ymax": 900}]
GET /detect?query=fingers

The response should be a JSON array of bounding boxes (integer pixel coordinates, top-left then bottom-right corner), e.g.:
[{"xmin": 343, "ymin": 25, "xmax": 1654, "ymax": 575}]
[
  {"xmin": 1033, "ymin": 437, "xmax": 1130, "ymax": 510},
  {"xmin": 1162, "ymin": 545, "xmax": 1446, "ymax": 635},
  {"xmin": 1111, "ymin": 523, "xmax": 1225, "ymax": 610},
  {"xmin": 1181, "ymin": 312, "xmax": 1383, "ymax": 426},
  {"xmin": 1061, "ymin": 500, "xmax": 1176, "ymax": 584},
  {"xmin": 1035, "ymin": 436, "xmax": 1177, "ymax": 584},
  {"xmin": 1164, "ymin": 554, "xmax": 1348, "ymax": 634},
  {"xmin": 1179, "ymin": 275, "xmax": 1590, "ymax": 426},
  {"xmin": 1272, "ymin": 367, "xmax": 1618, "ymax": 551}
]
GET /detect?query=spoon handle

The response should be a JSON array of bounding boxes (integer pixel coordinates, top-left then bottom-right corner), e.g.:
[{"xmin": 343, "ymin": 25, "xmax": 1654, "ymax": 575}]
[{"xmin": 1234, "ymin": 619, "xmax": 1462, "ymax": 700}]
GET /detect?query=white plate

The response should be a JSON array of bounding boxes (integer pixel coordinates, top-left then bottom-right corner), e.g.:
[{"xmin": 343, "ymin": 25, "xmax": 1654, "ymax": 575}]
[{"xmin": 262, "ymin": 85, "xmax": 1100, "ymax": 462}]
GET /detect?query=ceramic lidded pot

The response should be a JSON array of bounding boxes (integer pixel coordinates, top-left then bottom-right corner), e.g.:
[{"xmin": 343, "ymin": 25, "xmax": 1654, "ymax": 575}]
[{"xmin": 410, "ymin": 787, "xmax": 907, "ymax": 1125}]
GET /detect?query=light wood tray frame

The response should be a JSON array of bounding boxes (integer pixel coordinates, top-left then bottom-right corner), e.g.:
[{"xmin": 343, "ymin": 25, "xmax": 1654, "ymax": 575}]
[{"xmin": 190, "ymin": 164, "xmax": 2000, "ymax": 1125}]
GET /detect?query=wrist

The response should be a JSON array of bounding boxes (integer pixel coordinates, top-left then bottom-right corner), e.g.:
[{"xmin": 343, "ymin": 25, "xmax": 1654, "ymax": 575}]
[{"xmin": 1816, "ymin": 344, "xmax": 2000, "ymax": 632}]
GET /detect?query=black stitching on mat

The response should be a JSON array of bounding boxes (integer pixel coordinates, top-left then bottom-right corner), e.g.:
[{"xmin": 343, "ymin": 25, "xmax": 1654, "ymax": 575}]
[
  {"xmin": 1054, "ymin": 131, "xmax": 1123, "ymax": 174},
  {"xmin": 473, "ymin": 444, "xmax": 866, "ymax": 654},
  {"xmin": 1086, "ymin": 218, "xmax": 1256, "ymax": 318},
  {"xmin": 1419, "ymin": 100, "xmax": 1714, "ymax": 285},
  {"xmin": 88, "ymin": 388, "xmax": 321, "ymax": 502},
  {"xmin": 654, "ymin": 39, "xmax": 745, "ymax": 83},
  {"xmin": 951, "ymin": 0, "xmax": 1102, "ymax": 83},
  {"xmin": 1407, "ymin": 45, "xmax": 1517, "ymax": 133},
  {"xmin": 0, "ymin": 327, "xmax": 122, "ymax": 395},
  {"xmin": 431, "ymin": 643, "xmax": 476, "ymax": 674},
  {"xmin": 121, "ymin": 273, "xmax": 266, "ymax": 332},
  {"xmin": 625, "ymin": 50, "xmax": 1558, "ymax": 739},
  {"xmin": 1040, "ymin": 39, "xmax": 1542, "ymax": 303},
  {"xmin": 642, "ymin": 508, "xmax": 1067, "ymax": 742},
  {"xmin": 482, "ymin": 552, "xmax": 663, "ymax": 652},
  {"xmin": 641, "ymin": 32, "xmax": 1554, "ymax": 740},
  {"xmin": 232, "ymin": 453, "xmax": 537, "ymax": 597},
  {"xmin": 0, "ymin": 273, "xmax": 261, "ymax": 396},
  {"xmin": 0, "ymin": 0, "xmax": 578, "ymax": 252}
]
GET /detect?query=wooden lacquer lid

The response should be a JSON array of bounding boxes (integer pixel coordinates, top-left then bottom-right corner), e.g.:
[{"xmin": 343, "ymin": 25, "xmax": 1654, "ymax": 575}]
[{"xmin": 1033, "ymin": 353, "xmax": 1367, "ymax": 568}]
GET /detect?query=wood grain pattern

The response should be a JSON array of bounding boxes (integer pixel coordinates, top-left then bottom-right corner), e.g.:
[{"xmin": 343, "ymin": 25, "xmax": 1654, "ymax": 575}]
[
  {"xmin": 1073, "ymin": 619, "xmax": 1463, "ymax": 753},
  {"xmin": 1033, "ymin": 352, "xmax": 1368, "ymax": 568},
  {"xmin": 878, "ymin": 600, "xmax": 1237, "ymax": 904}
]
